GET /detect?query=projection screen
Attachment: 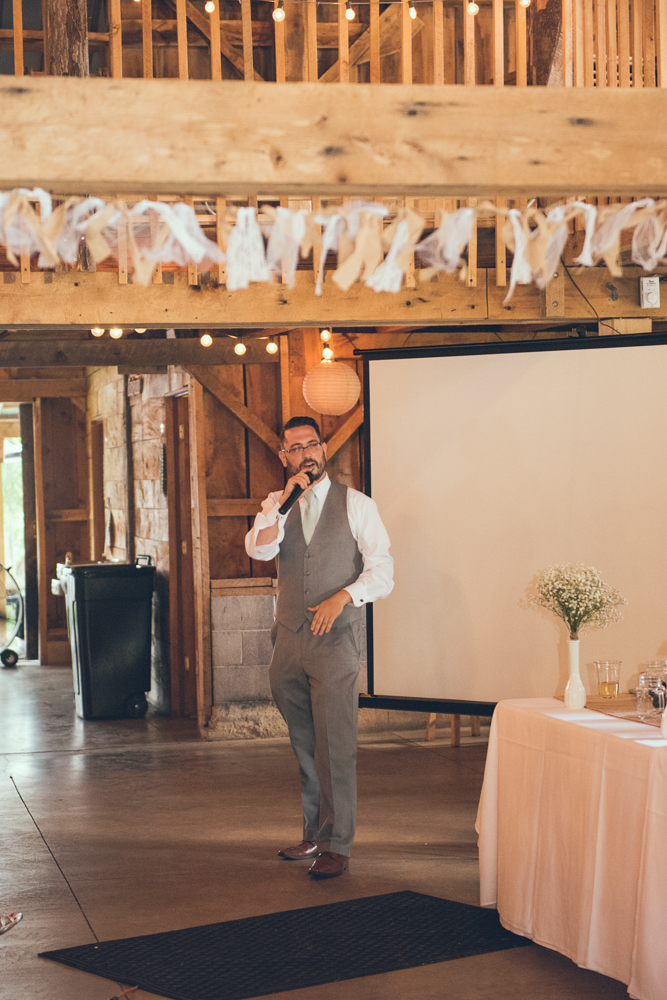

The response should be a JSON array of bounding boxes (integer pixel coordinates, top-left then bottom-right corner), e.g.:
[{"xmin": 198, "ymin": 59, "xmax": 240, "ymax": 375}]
[{"xmin": 364, "ymin": 335, "xmax": 667, "ymax": 707}]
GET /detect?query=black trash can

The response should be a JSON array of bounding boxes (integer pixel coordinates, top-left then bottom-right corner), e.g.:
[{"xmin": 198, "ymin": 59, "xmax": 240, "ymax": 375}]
[{"xmin": 56, "ymin": 557, "xmax": 156, "ymax": 720}]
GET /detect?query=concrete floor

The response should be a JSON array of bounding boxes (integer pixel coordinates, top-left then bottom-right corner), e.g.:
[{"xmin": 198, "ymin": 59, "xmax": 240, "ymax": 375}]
[{"xmin": 0, "ymin": 665, "xmax": 628, "ymax": 1000}]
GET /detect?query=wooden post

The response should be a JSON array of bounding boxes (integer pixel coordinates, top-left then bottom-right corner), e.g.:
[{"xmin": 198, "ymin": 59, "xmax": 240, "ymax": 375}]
[
  {"xmin": 584, "ymin": 0, "xmax": 595, "ymax": 85},
  {"xmin": 208, "ymin": 0, "xmax": 221, "ymax": 80},
  {"xmin": 45, "ymin": 0, "xmax": 89, "ymax": 76},
  {"xmin": 515, "ymin": 0, "xmax": 527, "ymax": 85},
  {"xmin": 216, "ymin": 196, "xmax": 226, "ymax": 287},
  {"xmin": 370, "ymin": 0, "xmax": 380, "ymax": 82},
  {"xmin": 19, "ymin": 404, "xmax": 39, "ymax": 661},
  {"xmin": 32, "ymin": 399, "xmax": 48, "ymax": 665},
  {"xmin": 401, "ymin": 0, "xmax": 412, "ymax": 84},
  {"xmin": 596, "ymin": 0, "xmax": 608, "ymax": 85},
  {"xmin": 467, "ymin": 197, "xmax": 477, "ymax": 287},
  {"xmin": 280, "ymin": 334, "xmax": 291, "ymax": 425},
  {"xmin": 176, "ymin": 0, "xmax": 189, "ymax": 79},
  {"xmin": 562, "ymin": 0, "xmax": 573, "ymax": 85},
  {"xmin": 274, "ymin": 0, "xmax": 286, "ymax": 83},
  {"xmin": 433, "ymin": 0, "xmax": 444, "ymax": 83},
  {"xmin": 450, "ymin": 713, "xmax": 461, "ymax": 746},
  {"xmin": 644, "ymin": 0, "xmax": 656, "ymax": 85},
  {"xmin": 306, "ymin": 0, "xmax": 318, "ymax": 81},
  {"xmin": 188, "ymin": 378, "xmax": 212, "ymax": 730},
  {"xmin": 618, "ymin": 0, "xmax": 630, "ymax": 86},
  {"xmin": 338, "ymin": 0, "xmax": 350, "ymax": 82},
  {"xmin": 285, "ymin": 0, "xmax": 308, "ymax": 81},
  {"xmin": 241, "ymin": 0, "xmax": 253, "ymax": 81},
  {"xmin": 633, "ymin": 0, "xmax": 644, "ymax": 86},
  {"xmin": 495, "ymin": 196, "xmax": 506, "ymax": 286},
  {"xmin": 658, "ymin": 0, "xmax": 667, "ymax": 84},
  {"xmin": 464, "ymin": 0, "xmax": 476, "ymax": 85},
  {"xmin": 607, "ymin": 0, "xmax": 618, "ymax": 85},
  {"xmin": 12, "ymin": 0, "xmax": 24, "ymax": 76},
  {"xmin": 142, "ymin": 0, "xmax": 153, "ymax": 78},
  {"xmin": 425, "ymin": 712, "xmax": 437, "ymax": 740},
  {"xmin": 470, "ymin": 715, "xmax": 481, "ymax": 736},
  {"xmin": 108, "ymin": 0, "xmax": 122, "ymax": 78}
]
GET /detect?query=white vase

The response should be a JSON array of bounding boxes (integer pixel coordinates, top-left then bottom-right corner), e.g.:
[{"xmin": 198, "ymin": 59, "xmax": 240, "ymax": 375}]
[{"xmin": 564, "ymin": 639, "xmax": 586, "ymax": 709}]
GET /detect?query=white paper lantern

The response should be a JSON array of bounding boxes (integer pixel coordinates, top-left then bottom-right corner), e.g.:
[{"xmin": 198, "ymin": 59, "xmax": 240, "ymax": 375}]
[{"xmin": 302, "ymin": 361, "xmax": 361, "ymax": 416}]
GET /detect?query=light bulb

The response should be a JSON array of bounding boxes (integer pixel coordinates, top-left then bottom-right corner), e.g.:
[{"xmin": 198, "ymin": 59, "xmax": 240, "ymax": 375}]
[
  {"xmin": 109, "ymin": 327, "xmax": 123, "ymax": 339},
  {"xmin": 320, "ymin": 329, "xmax": 331, "ymax": 342},
  {"xmin": 134, "ymin": 328, "xmax": 146, "ymax": 334},
  {"xmin": 519, "ymin": 0, "xmax": 530, "ymax": 6},
  {"xmin": 322, "ymin": 346, "xmax": 334, "ymax": 361},
  {"xmin": 408, "ymin": 1, "xmax": 417, "ymax": 18},
  {"xmin": 200, "ymin": 333, "xmax": 213, "ymax": 347},
  {"xmin": 266, "ymin": 338, "xmax": 278, "ymax": 354},
  {"xmin": 234, "ymin": 341, "xmax": 247, "ymax": 356},
  {"xmin": 273, "ymin": 1, "xmax": 285, "ymax": 21},
  {"xmin": 345, "ymin": 1, "xmax": 355, "ymax": 19},
  {"xmin": 205, "ymin": 0, "xmax": 215, "ymax": 10},
  {"xmin": 467, "ymin": 0, "xmax": 479, "ymax": 12},
  {"xmin": 91, "ymin": 327, "xmax": 105, "ymax": 337}
]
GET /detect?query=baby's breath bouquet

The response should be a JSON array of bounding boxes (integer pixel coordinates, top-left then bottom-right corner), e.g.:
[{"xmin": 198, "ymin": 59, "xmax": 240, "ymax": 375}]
[{"xmin": 532, "ymin": 564, "xmax": 627, "ymax": 640}]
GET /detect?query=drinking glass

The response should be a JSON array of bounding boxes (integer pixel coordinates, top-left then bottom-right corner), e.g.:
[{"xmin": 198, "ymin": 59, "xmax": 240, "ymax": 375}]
[
  {"xmin": 646, "ymin": 660, "xmax": 667, "ymax": 688},
  {"xmin": 594, "ymin": 660, "xmax": 621, "ymax": 699},
  {"xmin": 636, "ymin": 673, "xmax": 667, "ymax": 722}
]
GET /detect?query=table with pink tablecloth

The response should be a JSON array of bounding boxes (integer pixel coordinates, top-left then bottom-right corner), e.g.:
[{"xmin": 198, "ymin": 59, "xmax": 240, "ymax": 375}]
[{"xmin": 476, "ymin": 698, "xmax": 667, "ymax": 1000}]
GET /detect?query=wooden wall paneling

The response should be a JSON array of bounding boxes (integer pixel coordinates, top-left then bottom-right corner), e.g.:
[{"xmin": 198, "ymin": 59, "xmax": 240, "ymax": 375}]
[
  {"xmin": 176, "ymin": 0, "xmax": 189, "ymax": 78},
  {"xmin": 432, "ymin": 0, "xmax": 444, "ymax": 83},
  {"xmin": 633, "ymin": 0, "xmax": 644, "ymax": 84},
  {"xmin": 187, "ymin": 379, "xmax": 212, "ymax": 728},
  {"xmin": 401, "ymin": 0, "xmax": 412, "ymax": 83},
  {"xmin": 563, "ymin": 0, "xmax": 574, "ymax": 84},
  {"xmin": 306, "ymin": 0, "xmax": 318, "ymax": 80},
  {"xmin": 209, "ymin": 0, "xmax": 222, "ymax": 80},
  {"xmin": 142, "ymin": 0, "xmax": 153, "ymax": 78},
  {"xmin": 584, "ymin": 0, "xmax": 595, "ymax": 83},
  {"xmin": 493, "ymin": 0, "xmax": 504, "ymax": 84},
  {"xmin": 515, "ymin": 0, "xmax": 527, "ymax": 85},
  {"xmin": 12, "ymin": 0, "xmax": 23, "ymax": 75},
  {"xmin": 19, "ymin": 403, "xmax": 39, "ymax": 661},
  {"xmin": 241, "ymin": 0, "xmax": 254, "ymax": 81},
  {"xmin": 245, "ymin": 363, "xmax": 283, "ymax": 578},
  {"xmin": 185, "ymin": 365, "xmax": 281, "ymax": 452},
  {"xmin": 370, "ymin": 0, "xmax": 381, "ymax": 81},
  {"xmin": 597, "ymin": 0, "xmax": 608, "ymax": 84},
  {"xmin": 464, "ymin": 0, "xmax": 476, "ymax": 84},
  {"xmin": 274, "ymin": 0, "xmax": 286, "ymax": 82},
  {"xmin": 338, "ymin": 0, "xmax": 350, "ymax": 82},
  {"xmin": 618, "ymin": 0, "xmax": 631, "ymax": 84},
  {"xmin": 216, "ymin": 196, "xmax": 226, "ymax": 286},
  {"xmin": 644, "ymin": 0, "xmax": 656, "ymax": 84},
  {"xmin": 607, "ymin": 0, "xmax": 618, "ymax": 84},
  {"xmin": 108, "ymin": 0, "xmax": 123, "ymax": 78},
  {"xmin": 199, "ymin": 367, "xmax": 250, "ymax": 580},
  {"xmin": 657, "ymin": 0, "xmax": 667, "ymax": 83}
]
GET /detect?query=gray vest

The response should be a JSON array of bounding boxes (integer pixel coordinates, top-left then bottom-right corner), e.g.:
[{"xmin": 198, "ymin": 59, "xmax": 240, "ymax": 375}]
[{"xmin": 275, "ymin": 480, "xmax": 363, "ymax": 633}]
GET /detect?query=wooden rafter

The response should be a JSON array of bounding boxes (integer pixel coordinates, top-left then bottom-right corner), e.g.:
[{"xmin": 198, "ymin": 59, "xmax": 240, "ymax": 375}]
[
  {"xmin": 185, "ymin": 364, "xmax": 282, "ymax": 453},
  {"xmin": 3, "ymin": 78, "xmax": 667, "ymax": 197},
  {"xmin": 325, "ymin": 406, "xmax": 363, "ymax": 459},
  {"xmin": 163, "ymin": 0, "xmax": 265, "ymax": 81}
]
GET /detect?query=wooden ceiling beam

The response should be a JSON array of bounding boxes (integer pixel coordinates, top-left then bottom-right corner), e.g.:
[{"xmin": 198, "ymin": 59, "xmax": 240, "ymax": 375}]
[
  {"xmin": 2, "ymin": 78, "xmax": 667, "ymax": 197},
  {"xmin": 0, "ymin": 379, "xmax": 86, "ymax": 400},
  {"xmin": 0, "ymin": 337, "xmax": 279, "ymax": 366}
]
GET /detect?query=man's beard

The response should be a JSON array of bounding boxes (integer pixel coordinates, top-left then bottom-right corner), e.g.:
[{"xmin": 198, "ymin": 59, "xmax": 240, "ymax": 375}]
[{"xmin": 287, "ymin": 452, "xmax": 326, "ymax": 481}]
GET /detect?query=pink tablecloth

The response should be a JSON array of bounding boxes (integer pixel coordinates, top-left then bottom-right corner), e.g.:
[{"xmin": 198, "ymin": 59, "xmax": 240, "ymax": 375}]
[{"xmin": 476, "ymin": 698, "xmax": 667, "ymax": 1000}]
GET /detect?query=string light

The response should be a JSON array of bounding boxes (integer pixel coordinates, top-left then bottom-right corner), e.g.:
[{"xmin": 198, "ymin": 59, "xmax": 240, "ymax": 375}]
[
  {"xmin": 408, "ymin": 0, "xmax": 417, "ymax": 18},
  {"xmin": 266, "ymin": 338, "xmax": 279, "ymax": 354},
  {"xmin": 467, "ymin": 0, "xmax": 479, "ymax": 12},
  {"xmin": 518, "ymin": 0, "xmax": 530, "ymax": 6},
  {"xmin": 234, "ymin": 340, "xmax": 247, "ymax": 355},
  {"xmin": 134, "ymin": 328, "xmax": 146, "ymax": 333},
  {"xmin": 345, "ymin": 1, "xmax": 356, "ymax": 18},
  {"xmin": 109, "ymin": 327, "xmax": 123, "ymax": 339},
  {"xmin": 322, "ymin": 346, "xmax": 334, "ymax": 361},
  {"xmin": 204, "ymin": 0, "xmax": 215, "ymax": 10},
  {"xmin": 91, "ymin": 327, "xmax": 104, "ymax": 337},
  {"xmin": 273, "ymin": 0, "xmax": 285, "ymax": 20},
  {"xmin": 320, "ymin": 329, "xmax": 331, "ymax": 342},
  {"xmin": 200, "ymin": 333, "xmax": 213, "ymax": 347}
]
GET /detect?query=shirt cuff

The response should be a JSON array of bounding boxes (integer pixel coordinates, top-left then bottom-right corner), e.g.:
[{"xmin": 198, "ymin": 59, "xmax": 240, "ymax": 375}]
[
  {"xmin": 343, "ymin": 582, "xmax": 367, "ymax": 607},
  {"xmin": 256, "ymin": 499, "xmax": 284, "ymax": 529}
]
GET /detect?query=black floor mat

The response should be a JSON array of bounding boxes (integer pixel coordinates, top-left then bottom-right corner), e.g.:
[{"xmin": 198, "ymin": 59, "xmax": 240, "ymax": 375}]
[{"xmin": 40, "ymin": 890, "xmax": 531, "ymax": 1000}]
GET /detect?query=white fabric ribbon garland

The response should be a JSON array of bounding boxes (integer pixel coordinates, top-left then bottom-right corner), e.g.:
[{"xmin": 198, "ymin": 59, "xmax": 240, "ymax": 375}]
[{"xmin": 2, "ymin": 189, "xmax": 667, "ymax": 299}]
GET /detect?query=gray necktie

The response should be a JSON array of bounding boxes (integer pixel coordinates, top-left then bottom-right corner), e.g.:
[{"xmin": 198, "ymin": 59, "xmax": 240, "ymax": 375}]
[{"xmin": 302, "ymin": 490, "xmax": 318, "ymax": 546}]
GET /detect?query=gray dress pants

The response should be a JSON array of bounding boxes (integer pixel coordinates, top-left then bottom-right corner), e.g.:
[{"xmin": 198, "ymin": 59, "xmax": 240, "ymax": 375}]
[{"xmin": 269, "ymin": 619, "xmax": 362, "ymax": 857}]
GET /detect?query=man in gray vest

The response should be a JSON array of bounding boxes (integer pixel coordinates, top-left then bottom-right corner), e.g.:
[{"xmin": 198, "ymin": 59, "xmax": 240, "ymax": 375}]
[{"xmin": 245, "ymin": 416, "xmax": 393, "ymax": 878}]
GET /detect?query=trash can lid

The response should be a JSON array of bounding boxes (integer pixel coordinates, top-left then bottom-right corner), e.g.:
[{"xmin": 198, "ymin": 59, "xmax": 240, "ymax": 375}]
[{"xmin": 57, "ymin": 561, "xmax": 155, "ymax": 579}]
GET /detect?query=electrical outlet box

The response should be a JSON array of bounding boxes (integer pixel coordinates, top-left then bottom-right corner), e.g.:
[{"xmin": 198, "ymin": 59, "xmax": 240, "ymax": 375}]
[{"xmin": 640, "ymin": 276, "xmax": 661, "ymax": 308}]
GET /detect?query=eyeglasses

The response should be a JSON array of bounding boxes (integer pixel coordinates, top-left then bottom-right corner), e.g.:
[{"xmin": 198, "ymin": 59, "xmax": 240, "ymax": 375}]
[{"xmin": 282, "ymin": 441, "xmax": 323, "ymax": 456}]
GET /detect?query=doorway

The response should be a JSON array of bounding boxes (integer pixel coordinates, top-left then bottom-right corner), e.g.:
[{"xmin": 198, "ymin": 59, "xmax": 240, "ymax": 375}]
[{"xmin": 165, "ymin": 393, "xmax": 197, "ymax": 717}]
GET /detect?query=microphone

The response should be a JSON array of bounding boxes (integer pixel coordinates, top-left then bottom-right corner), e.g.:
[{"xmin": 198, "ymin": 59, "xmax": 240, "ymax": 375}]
[{"xmin": 278, "ymin": 471, "xmax": 316, "ymax": 515}]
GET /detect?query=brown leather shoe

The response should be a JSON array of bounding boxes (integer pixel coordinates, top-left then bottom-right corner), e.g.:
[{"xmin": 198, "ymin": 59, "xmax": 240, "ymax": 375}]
[
  {"xmin": 309, "ymin": 851, "xmax": 348, "ymax": 878},
  {"xmin": 278, "ymin": 840, "xmax": 319, "ymax": 860}
]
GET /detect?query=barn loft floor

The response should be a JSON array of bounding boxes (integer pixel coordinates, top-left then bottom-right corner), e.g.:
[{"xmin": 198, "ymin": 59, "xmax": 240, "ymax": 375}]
[{"xmin": 1, "ymin": 665, "xmax": 626, "ymax": 1000}]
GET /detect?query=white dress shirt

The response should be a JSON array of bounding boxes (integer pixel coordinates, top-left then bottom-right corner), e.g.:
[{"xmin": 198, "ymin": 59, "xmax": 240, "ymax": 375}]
[{"xmin": 245, "ymin": 474, "xmax": 394, "ymax": 607}]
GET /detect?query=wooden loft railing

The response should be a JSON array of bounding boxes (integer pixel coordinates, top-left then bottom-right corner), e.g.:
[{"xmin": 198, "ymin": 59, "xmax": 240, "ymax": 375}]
[{"xmin": 2, "ymin": 0, "xmax": 665, "ymax": 88}]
